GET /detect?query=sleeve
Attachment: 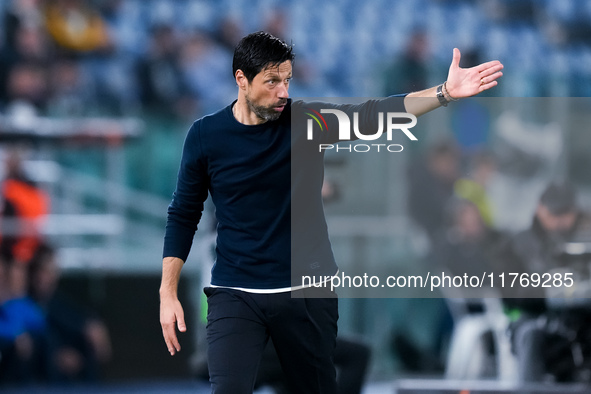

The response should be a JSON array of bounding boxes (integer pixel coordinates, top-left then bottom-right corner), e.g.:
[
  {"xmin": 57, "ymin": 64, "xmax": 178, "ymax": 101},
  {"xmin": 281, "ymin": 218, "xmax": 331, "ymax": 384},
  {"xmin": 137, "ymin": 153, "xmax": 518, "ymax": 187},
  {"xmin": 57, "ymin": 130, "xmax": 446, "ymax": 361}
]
[
  {"xmin": 297, "ymin": 95, "xmax": 408, "ymax": 145},
  {"xmin": 162, "ymin": 122, "xmax": 210, "ymax": 262}
]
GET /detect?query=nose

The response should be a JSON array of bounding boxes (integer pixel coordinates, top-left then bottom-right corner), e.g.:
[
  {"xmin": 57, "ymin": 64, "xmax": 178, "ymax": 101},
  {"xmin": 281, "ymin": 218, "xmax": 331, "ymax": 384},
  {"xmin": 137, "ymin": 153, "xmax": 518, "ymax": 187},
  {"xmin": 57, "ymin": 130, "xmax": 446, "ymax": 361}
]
[{"xmin": 277, "ymin": 82, "xmax": 289, "ymax": 99}]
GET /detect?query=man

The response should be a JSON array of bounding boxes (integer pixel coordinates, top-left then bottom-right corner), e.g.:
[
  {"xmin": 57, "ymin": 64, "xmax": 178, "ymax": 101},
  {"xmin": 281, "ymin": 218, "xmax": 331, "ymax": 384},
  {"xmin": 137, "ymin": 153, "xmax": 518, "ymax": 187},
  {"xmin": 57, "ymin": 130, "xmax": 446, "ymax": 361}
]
[
  {"xmin": 27, "ymin": 242, "xmax": 112, "ymax": 382},
  {"xmin": 1, "ymin": 150, "xmax": 50, "ymax": 264},
  {"xmin": 160, "ymin": 31, "xmax": 503, "ymax": 393},
  {"xmin": 500, "ymin": 182, "xmax": 591, "ymax": 382}
]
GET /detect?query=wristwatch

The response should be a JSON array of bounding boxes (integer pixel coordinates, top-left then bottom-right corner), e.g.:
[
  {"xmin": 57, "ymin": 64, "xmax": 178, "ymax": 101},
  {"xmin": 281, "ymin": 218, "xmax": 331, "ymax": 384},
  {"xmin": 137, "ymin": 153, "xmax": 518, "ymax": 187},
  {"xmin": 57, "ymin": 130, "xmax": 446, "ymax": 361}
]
[{"xmin": 436, "ymin": 84, "xmax": 448, "ymax": 107}]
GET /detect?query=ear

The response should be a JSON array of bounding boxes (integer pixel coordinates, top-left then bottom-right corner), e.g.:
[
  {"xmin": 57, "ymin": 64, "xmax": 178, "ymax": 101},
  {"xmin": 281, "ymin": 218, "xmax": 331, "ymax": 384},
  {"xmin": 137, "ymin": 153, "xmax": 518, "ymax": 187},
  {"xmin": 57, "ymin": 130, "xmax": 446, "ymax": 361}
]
[{"xmin": 235, "ymin": 70, "xmax": 247, "ymax": 91}]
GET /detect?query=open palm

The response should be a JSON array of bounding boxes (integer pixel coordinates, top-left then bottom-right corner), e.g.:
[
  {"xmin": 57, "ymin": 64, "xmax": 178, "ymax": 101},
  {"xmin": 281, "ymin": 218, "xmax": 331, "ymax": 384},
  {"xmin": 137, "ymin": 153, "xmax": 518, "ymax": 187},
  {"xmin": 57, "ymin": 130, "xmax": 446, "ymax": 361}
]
[{"xmin": 446, "ymin": 48, "xmax": 504, "ymax": 99}]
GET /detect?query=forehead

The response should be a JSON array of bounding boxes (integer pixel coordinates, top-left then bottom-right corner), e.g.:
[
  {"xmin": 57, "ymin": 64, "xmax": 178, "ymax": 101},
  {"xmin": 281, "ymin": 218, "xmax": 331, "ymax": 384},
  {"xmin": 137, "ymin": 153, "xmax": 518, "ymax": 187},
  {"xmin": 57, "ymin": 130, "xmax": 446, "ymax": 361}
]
[
  {"xmin": 259, "ymin": 60, "xmax": 292, "ymax": 78},
  {"xmin": 540, "ymin": 204, "xmax": 576, "ymax": 217}
]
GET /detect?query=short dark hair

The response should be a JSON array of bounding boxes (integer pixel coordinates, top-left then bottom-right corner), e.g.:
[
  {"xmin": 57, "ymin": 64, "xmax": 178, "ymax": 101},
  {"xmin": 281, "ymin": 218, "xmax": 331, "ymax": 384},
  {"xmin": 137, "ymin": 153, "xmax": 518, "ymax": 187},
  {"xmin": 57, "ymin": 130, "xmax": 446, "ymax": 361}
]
[
  {"xmin": 539, "ymin": 182, "xmax": 577, "ymax": 215},
  {"xmin": 232, "ymin": 31, "xmax": 294, "ymax": 82}
]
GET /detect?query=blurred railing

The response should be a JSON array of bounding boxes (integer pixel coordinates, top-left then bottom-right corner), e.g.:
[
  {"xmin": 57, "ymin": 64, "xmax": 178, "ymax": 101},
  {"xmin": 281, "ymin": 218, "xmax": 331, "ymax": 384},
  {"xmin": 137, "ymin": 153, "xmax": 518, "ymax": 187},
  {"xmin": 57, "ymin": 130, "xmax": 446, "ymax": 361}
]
[
  {"xmin": 49, "ymin": 168, "xmax": 172, "ymax": 273},
  {"xmin": 0, "ymin": 113, "xmax": 180, "ymax": 273}
]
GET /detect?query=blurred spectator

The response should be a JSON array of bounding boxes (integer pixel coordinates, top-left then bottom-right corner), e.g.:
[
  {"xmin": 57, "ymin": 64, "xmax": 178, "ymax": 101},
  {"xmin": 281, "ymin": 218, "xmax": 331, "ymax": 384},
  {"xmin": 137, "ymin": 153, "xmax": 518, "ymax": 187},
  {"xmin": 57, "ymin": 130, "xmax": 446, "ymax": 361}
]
[
  {"xmin": 42, "ymin": 0, "xmax": 132, "ymax": 114},
  {"xmin": 406, "ymin": 140, "xmax": 461, "ymax": 243},
  {"xmin": 179, "ymin": 31, "xmax": 233, "ymax": 116},
  {"xmin": 135, "ymin": 24, "xmax": 193, "ymax": 119},
  {"xmin": 0, "ymin": 253, "xmax": 46, "ymax": 385},
  {"xmin": 498, "ymin": 182, "xmax": 591, "ymax": 382},
  {"xmin": 433, "ymin": 198, "xmax": 503, "ymax": 378},
  {"xmin": 454, "ymin": 150, "xmax": 497, "ymax": 228},
  {"xmin": 0, "ymin": 0, "xmax": 585, "ymax": 116},
  {"xmin": 43, "ymin": 0, "xmax": 112, "ymax": 55},
  {"xmin": 47, "ymin": 57, "xmax": 94, "ymax": 117},
  {"xmin": 2, "ymin": 62, "xmax": 48, "ymax": 116},
  {"xmin": 28, "ymin": 243, "xmax": 112, "ymax": 382},
  {"xmin": 383, "ymin": 30, "xmax": 429, "ymax": 96},
  {"xmin": 0, "ymin": 150, "xmax": 49, "ymax": 265},
  {"xmin": 0, "ymin": 24, "xmax": 52, "ymax": 106},
  {"xmin": 434, "ymin": 198, "xmax": 500, "ymax": 279},
  {"xmin": 6, "ymin": 24, "xmax": 51, "ymax": 64},
  {"xmin": 2, "ymin": 0, "xmax": 44, "ymax": 54},
  {"xmin": 393, "ymin": 199, "xmax": 503, "ymax": 375},
  {"xmin": 500, "ymin": 182, "xmax": 590, "ymax": 282}
]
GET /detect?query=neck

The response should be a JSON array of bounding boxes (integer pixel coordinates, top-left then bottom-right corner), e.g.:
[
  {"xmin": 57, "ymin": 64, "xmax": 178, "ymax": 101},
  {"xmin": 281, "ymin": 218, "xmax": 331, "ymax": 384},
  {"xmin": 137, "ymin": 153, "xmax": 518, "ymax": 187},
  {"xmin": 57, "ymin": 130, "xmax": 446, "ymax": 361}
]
[{"xmin": 233, "ymin": 96, "xmax": 266, "ymax": 125}]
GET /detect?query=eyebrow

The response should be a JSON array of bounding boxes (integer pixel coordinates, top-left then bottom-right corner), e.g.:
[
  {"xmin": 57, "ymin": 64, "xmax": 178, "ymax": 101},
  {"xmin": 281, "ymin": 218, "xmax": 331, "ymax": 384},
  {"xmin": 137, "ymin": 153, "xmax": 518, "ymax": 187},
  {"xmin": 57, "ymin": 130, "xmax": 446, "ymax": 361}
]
[
  {"xmin": 263, "ymin": 73, "xmax": 292, "ymax": 82},
  {"xmin": 262, "ymin": 64, "xmax": 292, "ymax": 78}
]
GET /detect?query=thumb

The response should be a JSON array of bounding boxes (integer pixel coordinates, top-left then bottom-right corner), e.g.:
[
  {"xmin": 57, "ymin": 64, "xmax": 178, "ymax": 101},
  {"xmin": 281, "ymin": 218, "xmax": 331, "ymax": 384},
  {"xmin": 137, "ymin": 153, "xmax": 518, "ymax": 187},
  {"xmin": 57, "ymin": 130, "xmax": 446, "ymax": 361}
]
[
  {"xmin": 451, "ymin": 48, "xmax": 461, "ymax": 68},
  {"xmin": 177, "ymin": 310, "xmax": 186, "ymax": 332}
]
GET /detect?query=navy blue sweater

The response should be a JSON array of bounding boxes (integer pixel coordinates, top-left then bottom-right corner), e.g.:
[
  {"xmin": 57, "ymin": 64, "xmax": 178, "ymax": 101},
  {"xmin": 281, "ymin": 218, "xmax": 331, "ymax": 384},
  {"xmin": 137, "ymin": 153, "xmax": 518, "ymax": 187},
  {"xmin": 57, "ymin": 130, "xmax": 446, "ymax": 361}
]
[{"xmin": 163, "ymin": 97, "xmax": 406, "ymax": 289}]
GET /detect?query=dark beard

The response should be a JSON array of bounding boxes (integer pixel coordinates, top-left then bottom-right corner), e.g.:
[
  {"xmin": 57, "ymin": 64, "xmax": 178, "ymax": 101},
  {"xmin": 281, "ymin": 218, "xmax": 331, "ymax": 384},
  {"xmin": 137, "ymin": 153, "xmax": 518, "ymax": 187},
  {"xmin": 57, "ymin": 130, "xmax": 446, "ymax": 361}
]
[{"xmin": 245, "ymin": 95, "xmax": 283, "ymax": 122}]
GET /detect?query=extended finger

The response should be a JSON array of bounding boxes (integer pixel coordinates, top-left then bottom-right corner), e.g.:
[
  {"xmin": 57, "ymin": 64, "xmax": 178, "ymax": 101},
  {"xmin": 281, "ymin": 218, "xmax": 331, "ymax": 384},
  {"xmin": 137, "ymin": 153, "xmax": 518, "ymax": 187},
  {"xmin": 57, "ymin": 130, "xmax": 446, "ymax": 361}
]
[
  {"xmin": 475, "ymin": 60, "xmax": 503, "ymax": 73},
  {"xmin": 480, "ymin": 71, "xmax": 503, "ymax": 86},
  {"xmin": 162, "ymin": 323, "xmax": 180, "ymax": 355},
  {"xmin": 479, "ymin": 64, "xmax": 504, "ymax": 79},
  {"xmin": 479, "ymin": 79, "xmax": 498, "ymax": 92},
  {"xmin": 163, "ymin": 332, "xmax": 175, "ymax": 355}
]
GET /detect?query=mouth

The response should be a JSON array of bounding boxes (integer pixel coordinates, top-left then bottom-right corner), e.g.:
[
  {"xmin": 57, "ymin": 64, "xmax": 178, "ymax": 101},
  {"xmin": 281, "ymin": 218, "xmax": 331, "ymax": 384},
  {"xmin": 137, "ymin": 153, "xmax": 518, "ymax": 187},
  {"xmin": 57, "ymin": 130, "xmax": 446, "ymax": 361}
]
[{"xmin": 274, "ymin": 102, "xmax": 287, "ymax": 112}]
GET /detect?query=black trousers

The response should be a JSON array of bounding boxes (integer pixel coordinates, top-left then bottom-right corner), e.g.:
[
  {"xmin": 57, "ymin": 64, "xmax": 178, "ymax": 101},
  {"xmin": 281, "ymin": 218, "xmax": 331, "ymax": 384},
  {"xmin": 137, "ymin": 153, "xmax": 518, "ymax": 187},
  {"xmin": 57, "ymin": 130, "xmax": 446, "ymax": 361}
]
[
  {"xmin": 204, "ymin": 287, "xmax": 339, "ymax": 394},
  {"xmin": 256, "ymin": 336, "xmax": 371, "ymax": 394}
]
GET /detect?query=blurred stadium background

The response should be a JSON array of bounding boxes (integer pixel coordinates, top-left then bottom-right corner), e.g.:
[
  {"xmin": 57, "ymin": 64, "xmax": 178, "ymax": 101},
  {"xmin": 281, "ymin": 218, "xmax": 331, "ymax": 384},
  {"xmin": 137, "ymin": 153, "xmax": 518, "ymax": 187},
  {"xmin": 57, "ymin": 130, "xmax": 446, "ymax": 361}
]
[{"xmin": 1, "ymin": 0, "xmax": 591, "ymax": 393}]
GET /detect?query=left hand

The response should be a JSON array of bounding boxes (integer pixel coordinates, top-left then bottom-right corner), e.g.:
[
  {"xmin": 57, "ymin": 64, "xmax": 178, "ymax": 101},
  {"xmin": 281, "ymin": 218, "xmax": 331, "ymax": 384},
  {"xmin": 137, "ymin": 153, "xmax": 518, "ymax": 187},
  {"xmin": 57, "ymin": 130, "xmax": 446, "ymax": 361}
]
[{"xmin": 446, "ymin": 48, "xmax": 504, "ymax": 99}]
